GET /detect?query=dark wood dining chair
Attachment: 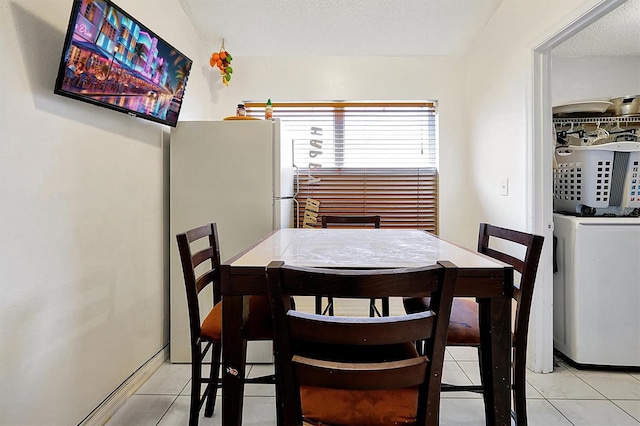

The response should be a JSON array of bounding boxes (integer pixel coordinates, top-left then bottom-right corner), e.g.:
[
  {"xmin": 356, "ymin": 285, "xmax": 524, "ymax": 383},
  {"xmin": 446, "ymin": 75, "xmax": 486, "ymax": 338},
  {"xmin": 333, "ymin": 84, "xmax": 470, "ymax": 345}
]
[
  {"xmin": 319, "ymin": 215, "xmax": 388, "ymax": 317},
  {"xmin": 176, "ymin": 223, "xmax": 275, "ymax": 426},
  {"xmin": 266, "ymin": 260, "xmax": 458, "ymax": 426},
  {"xmin": 403, "ymin": 223, "xmax": 544, "ymax": 426}
]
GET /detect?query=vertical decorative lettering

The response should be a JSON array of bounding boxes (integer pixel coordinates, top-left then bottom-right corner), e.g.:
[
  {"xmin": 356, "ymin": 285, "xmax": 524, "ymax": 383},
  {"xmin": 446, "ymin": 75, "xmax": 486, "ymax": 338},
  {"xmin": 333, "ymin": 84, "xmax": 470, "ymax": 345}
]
[
  {"xmin": 302, "ymin": 198, "xmax": 320, "ymax": 228},
  {"xmin": 301, "ymin": 127, "xmax": 323, "ymax": 227}
]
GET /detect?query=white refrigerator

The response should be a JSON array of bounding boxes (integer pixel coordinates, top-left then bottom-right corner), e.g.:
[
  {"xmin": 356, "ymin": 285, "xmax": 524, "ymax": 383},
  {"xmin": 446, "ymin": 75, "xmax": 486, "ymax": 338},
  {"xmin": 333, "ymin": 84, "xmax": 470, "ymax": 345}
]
[
  {"xmin": 553, "ymin": 213, "xmax": 640, "ymax": 368},
  {"xmin": 170, "ymin": 119, "xmax": 294, "ymax": 363}
]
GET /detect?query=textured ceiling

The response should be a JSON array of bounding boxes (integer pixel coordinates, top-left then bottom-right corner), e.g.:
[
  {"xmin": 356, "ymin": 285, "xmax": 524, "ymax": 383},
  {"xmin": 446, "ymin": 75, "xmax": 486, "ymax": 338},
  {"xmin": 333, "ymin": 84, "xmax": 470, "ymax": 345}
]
[
  {"xmin": 178, "ymin": 0, "xmax": 503, "ymax": 56},
  {"xmin": 178, "ymin": 0, "xmax": 639, "ymax": 58},
  {"xmin": 553, "ymin": 0, "xmax": 640, "ymax": 57}
]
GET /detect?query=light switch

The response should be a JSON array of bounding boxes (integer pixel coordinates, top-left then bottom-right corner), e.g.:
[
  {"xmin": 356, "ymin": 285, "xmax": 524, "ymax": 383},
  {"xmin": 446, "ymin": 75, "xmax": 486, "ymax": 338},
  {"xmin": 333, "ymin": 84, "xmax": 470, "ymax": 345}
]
[{"xmin": 500, "ymin": 178, "xmax": 509, "ymax": 196}]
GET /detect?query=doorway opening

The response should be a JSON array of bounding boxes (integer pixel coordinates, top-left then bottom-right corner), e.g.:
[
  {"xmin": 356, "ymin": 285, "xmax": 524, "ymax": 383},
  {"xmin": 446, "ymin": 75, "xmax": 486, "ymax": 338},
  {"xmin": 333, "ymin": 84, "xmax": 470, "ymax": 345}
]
[{"xmin": 529, "ymin": 0, "xmax": 629, "ymax": 373}]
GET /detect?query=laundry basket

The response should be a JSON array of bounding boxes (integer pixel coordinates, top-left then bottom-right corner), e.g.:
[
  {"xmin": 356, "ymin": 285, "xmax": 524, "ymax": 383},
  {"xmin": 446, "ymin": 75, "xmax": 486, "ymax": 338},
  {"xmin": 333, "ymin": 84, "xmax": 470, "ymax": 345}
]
[{"xmin": 553, "ymin": 142, "xmax": 640, "ymax": 214}]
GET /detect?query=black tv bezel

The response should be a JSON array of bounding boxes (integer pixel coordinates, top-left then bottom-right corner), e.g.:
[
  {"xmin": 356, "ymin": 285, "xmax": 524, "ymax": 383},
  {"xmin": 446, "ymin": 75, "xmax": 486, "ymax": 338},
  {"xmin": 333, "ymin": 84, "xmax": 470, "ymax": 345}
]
[{"xmin": 53, "ymin": 0, "xmax": 192, "ymax": 127}]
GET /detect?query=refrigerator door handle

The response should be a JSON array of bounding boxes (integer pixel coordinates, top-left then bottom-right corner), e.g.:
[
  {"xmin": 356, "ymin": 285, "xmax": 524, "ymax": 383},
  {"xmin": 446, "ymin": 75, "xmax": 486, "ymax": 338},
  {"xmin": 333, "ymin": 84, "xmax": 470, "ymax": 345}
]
[{"xmin": 293, "ymin": 163, "xmax": 299, "ymax": 198}]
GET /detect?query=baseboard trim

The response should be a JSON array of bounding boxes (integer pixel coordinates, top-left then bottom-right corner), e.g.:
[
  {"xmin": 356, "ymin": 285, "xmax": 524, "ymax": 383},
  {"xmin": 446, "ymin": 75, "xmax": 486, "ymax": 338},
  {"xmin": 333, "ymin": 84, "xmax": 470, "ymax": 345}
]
[{"xmin": 78, "ymin": 345, "xmax": 169, "ymax": 426}]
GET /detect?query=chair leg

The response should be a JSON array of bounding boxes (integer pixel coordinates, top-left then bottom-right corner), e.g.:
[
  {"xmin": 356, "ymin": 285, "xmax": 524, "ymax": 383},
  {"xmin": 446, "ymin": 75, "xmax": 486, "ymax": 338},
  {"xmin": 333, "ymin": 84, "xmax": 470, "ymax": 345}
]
[
  {"xmin": 317, "ymin": 296, "xmax": 334, "ymax": 315},
  {"xmin": 477, "ymin": 345, "xmax": 493, "ymax": 425},
  {"xmin": 204, "ymin": 342, "xmax": 221, "ymax": 417},
  {"xmin": 382, "ymin": 297, "xmax": 390, "ymax": 317},
  {"xmin": 512, "ymin": 356, "xmax": 528, "ymax": 426},
  {"xmin": 369, "ymin": 298, "xmax": 389, "ymax": 317},
  {"xmin": 189, "ymin": 344, "xmax": 202, "ymax": 426},
  {"xmin": 476, "ymin": 346, "xmax": 485, "ymax": 385}
]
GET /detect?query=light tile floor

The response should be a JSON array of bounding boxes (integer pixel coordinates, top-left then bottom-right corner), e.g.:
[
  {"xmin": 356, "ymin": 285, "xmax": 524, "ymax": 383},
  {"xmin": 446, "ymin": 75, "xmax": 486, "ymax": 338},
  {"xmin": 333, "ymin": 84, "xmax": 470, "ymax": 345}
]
[
  {"xmin": 107, "ymin": 299, "xmax": 640, "ymax": 425},
  {"xmin": 106, "ymin": 351, "xmax": 640, "ymax": 426},
  {"xmin": 107, "ymin": 348, "xmax": 640, "ymax": 426}
]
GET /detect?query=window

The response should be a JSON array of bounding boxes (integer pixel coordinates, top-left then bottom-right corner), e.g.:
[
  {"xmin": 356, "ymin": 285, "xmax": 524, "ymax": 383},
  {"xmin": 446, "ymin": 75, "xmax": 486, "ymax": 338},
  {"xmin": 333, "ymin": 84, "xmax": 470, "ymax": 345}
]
[
  {"xmin": 84, "ymin": 2, "xmax": 96, "ymax": 21},
  {"xmin": 101, "ymin": 23, "xmax": 117, "ymax": 42},
  {"xmin": 246, "ymin": 101, "xmax": 438, "ymax": 233}
]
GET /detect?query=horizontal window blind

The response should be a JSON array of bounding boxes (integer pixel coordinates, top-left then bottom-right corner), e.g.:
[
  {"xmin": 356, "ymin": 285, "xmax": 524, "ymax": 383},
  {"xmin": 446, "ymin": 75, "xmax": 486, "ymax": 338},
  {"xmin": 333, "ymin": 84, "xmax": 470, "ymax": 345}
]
[{"xmin": 246, "ymin": 101, "xmax": 438, "ymax": 233}]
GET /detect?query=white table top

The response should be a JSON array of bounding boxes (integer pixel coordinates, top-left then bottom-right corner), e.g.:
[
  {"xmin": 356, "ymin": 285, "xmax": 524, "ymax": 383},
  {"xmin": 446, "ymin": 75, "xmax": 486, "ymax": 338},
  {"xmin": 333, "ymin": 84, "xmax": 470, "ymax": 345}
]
[{"xmin": 231, "ymin": 229, "xmax": 504, "ymax": 269}]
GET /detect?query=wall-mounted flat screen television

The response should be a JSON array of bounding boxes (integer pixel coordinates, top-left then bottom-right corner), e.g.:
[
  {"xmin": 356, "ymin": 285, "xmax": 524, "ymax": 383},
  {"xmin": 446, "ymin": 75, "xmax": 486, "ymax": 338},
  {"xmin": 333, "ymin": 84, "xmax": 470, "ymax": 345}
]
[{"xmin": 54, "ymin": 0, "xmax": 192, "ymax": 127}]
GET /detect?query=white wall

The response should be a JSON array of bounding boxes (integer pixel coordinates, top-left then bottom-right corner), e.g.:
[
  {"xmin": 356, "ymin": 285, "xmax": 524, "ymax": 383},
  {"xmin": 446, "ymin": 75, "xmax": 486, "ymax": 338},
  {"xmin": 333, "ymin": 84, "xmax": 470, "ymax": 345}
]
[
  {"xmin": 0, "ymin": 1, "xmax": 211, "ymax": 424},
  {"xmin": 552, "ymin": 56, "xmax": 640, "ymax": 104},
  {"xmin": 464, "ymin": 0, "xmax": 604, "ymax": 373},
  {"xmin": 464, "ymin": 0, "xmax": 598, "ymax": 232},
  {"xmin": 201, "ymin": 55, "xmax": 473, "ymax": 245}
]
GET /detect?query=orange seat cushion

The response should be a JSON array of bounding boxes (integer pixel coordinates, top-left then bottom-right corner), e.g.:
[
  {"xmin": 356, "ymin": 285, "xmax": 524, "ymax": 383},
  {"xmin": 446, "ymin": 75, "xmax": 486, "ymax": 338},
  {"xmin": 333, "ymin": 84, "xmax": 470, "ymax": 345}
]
[
  {"xmin": 298, "ymin": 342, "xmax": 421, "ymax": 425},
  {"xmin": 446, "ymin": 299, "xmax": 480, "ymax": 346},
  {"xmin": 200, "ymin": 295, "xmax": 273, "ymax": 341},
  {"xmin": 301, "ymin": 385, "xmax": 419, "ymax": 425},
  {"xmin": 200, "ymin": 301, "xmax": 223, "ymax": 341},
  {"xmin": 403, "ymin": 297, "xmax": 480, "ymax": 346}
]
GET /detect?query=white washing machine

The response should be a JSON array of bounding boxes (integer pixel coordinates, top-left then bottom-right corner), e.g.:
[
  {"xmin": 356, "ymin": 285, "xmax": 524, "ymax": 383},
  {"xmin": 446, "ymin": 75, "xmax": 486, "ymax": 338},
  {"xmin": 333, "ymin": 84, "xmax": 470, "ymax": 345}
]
[{"xmin": 553, "ymin": 213, "xmax": 640, "ymax": 368}]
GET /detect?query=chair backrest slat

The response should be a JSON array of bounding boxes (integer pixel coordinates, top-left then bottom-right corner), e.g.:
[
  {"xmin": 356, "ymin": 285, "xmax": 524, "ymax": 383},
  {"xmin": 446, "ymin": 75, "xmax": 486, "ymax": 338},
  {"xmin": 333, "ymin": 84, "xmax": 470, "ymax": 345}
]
[
  {"xmin": 321, "ymin": 215, "xmax": 381, "ymax": 228},
  {"xmin": 195, "ymin": 269, "xmax": 216, "ymax": 294},
  {"xmin": 288, "ymin": 310, "xmax": 436, "ymax": 346},
  {"xmin": 277, "ymin": 266, "xmax": 442, "ymax": 299},
  {"xmin": 482, "ymin": 247, "xmax": 525, "ymax": 273},
  {"xmin": 293, "ymin": 355, "xmax": 428, "ymax": 390},
  {"xmin": 185, "ymin": 224, "xmax": 215, "ymax": 242},
  {"xmin": 192, "ymin": 246, "xmax": 215, "ymax": 269}
]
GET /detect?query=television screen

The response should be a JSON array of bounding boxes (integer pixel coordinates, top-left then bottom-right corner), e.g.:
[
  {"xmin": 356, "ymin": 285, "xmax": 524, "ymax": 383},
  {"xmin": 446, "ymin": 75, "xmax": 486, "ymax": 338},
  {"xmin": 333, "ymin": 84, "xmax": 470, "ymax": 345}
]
[{"xmin": 54, "ymin": 0, "xmax": 192, "ymax": 127}]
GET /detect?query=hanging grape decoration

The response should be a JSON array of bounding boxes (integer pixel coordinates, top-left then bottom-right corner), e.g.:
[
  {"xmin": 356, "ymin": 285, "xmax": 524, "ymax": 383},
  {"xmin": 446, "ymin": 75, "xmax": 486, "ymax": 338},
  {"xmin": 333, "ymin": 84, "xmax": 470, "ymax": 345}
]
[{"xmin": 210, "ymin": 40, "xmax": 233, "ymax": 86}]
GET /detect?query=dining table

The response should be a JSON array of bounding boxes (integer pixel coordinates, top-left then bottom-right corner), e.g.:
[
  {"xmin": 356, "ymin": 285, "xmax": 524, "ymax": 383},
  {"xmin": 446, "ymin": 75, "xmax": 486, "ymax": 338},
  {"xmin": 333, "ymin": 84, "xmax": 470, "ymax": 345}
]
[{"xmin": 220, "ymin": 228, "xmax": 514, "ymax": 426}]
